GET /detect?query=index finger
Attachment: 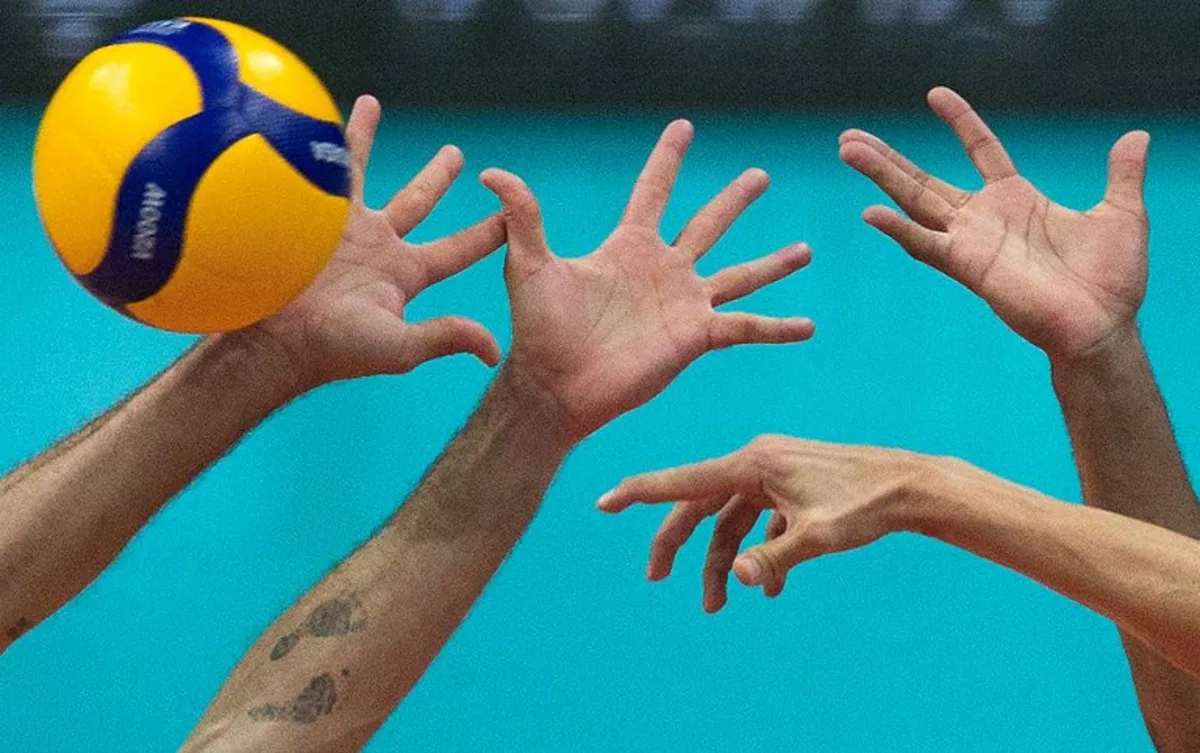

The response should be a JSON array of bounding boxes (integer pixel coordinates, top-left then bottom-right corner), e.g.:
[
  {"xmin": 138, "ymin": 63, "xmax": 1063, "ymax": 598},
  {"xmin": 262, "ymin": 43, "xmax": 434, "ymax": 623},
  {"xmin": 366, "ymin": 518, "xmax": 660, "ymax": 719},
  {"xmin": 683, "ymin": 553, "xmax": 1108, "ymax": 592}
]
[
  {"xmin": 384, "ymin": 145, "xmax": 465, "ymax": 236},
  {"xmin": 927, "ymin": 87, "xmax": 1017, "ymax": 183},
  {"xmin": 621, "ymin": 120, "xmax": 695, "ymax": 230},
  {"xmin": 597, "ymin": 451, "xmax": 754, "ymax": 513},
  {"xmin": 415, "ymin": 213, "xmax": 507, "ymax": 292}
]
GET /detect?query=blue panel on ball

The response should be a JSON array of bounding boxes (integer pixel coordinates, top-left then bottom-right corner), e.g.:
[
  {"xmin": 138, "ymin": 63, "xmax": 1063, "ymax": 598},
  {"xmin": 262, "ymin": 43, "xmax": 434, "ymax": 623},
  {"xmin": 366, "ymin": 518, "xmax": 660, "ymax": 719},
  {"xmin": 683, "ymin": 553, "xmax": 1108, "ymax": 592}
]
[
  {"xmin": 83, "ymin": 19, "xmax": 350, "ymax": 307},
  {"xmin": 78, "ymin": 110, "xmax": 253, "ymax": 306},
  {"xmin": 243, "ymin": 89, "xmax": 351, "ymax": 199},
  {"xmin": 110, "ymin": 19, "xmax": 241, "ymax": 111}
]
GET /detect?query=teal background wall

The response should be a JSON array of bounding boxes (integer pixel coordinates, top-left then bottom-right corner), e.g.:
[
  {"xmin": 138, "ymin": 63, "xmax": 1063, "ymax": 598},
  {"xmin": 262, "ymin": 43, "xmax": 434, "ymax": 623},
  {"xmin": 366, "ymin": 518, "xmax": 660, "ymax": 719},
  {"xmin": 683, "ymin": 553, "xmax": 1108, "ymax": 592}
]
[{"xmin": 1, "ymin": 104, "xmax": 1198, "ymax": 751}]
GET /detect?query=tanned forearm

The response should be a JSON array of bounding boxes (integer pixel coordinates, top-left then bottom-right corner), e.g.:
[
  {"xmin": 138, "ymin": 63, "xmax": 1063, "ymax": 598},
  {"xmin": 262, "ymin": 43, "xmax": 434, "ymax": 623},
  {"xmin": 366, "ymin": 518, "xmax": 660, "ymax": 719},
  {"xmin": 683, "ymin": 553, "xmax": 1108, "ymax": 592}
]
[
  {"xmin": 0, "ymin": 333, "xmax": 296, "ymax": 652},
  {"xmin": 907, "ymin": 461, "xmax": 1200, "ymax": 681},
  {"xmin": 1050, "ymin": 323, "xmax": 1200, "ymax": 750},
  {"xmin": 181, "ymin": 367, "xmax": 573, "ymax": 753}
]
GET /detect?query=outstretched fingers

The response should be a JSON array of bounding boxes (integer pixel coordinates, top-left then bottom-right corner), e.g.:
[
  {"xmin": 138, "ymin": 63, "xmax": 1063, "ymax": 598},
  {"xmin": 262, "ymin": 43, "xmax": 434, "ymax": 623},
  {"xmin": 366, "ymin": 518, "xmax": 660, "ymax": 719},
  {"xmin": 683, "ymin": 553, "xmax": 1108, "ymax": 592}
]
[
  {"xmin": 674, "ymin": 168, "xmax": 771, "ymax": 259},
  {"xmin": 839, "ymin": 135, "xmax": 958, "ymax": 230},
  {"xmin": 384, "ymin": 146, "xmax": 466, "ymax": 237},
  {"xmin": 761, "ymin": 513, "xmax": 789, "ymax": 598},
  {"xmin": 927, "ymin": 87, "xmax": 1017, "ymax": 183},
  {"xmin": 414, "ymin": 213, "xmax": 507, "ymax": 293},
  {"xmin": 708, "ymin": 313, "xmax": 815, "ymax": 351},
  {"xmin": 622, "ymin": 120, "xmax": 695, "ymax": 230},
  {"xmin": 862, "ymin": 206, "xmax": 955, "ymax": 275},
  {"xmin": 647, "ymin": 497, "xmax": 727, "ymax": 581},
  {"xmin": 345, "ymin": 95, "xmax": 383, "ymax": 205},
  {"xmin": 703, "ymin": 496, "xmax": 761, "ymax": 613},
  {"xmin": 708, "ymin": 244, "xmax": 811, "ymax": 307},
  {"xmin": 598, "ymin": 452, "xmax": 754, "ymax": 514},
  {"xmin": 839, "ymin": 129, "xmax": 969, "ymax": 208}
]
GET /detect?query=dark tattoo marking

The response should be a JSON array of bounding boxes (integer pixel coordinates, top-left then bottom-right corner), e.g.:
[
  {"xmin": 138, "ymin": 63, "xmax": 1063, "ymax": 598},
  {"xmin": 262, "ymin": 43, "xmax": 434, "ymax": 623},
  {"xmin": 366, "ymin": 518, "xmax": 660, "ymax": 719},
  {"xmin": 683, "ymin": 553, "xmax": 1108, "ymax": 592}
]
[
  {"xmin": 270, "ymin": 633, "xmax": 300, "ymax": 660},
  {"xmin": 270, "ymin": 594, "xmax": 367, "ymax": 660},
  {"xmin": 4, "ymin": 618, "xmax": 32, "ymax": 642},
  {"xmin": 342, "ymin": 668, "xmax": 350, "ymax": 677},
  {"xmin": 248, "ymin": 674, "xmax": 339, "ymax": 724}
]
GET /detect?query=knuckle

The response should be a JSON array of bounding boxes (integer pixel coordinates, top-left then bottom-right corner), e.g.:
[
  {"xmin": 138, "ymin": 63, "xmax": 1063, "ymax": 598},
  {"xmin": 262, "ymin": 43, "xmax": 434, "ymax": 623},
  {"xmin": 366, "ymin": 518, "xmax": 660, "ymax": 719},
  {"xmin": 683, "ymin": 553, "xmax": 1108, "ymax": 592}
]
[
  {"xmin": 748, "ymin": 434, "xmax": 787, "ymax": 459},
  {"xmin": 801, "ymin": 519, "xmax": 838, "ymax": 556}
]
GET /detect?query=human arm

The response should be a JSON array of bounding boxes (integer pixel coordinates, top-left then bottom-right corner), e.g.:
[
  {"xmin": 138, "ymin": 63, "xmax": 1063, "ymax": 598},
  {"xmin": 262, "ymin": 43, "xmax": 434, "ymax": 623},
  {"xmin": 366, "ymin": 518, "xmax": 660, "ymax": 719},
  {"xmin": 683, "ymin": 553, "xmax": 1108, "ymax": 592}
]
[
  {"xmin": 181, "ymin": 119, "xmax": 815, "ymax": 752},
  {"xmin": 599, "ymin": 436, "xmax": 1200, "ymax": 681},
  {"xmin": 839, "ymin": 87, "xmax": 1200, "ymax": 747},
  {"xmin": 0, "ymin": 96, "xmax": 506, "ymax": 653},
  {"xmin": 1052, "ymin": 329, "xmax": 1200, "ymax": 748}
]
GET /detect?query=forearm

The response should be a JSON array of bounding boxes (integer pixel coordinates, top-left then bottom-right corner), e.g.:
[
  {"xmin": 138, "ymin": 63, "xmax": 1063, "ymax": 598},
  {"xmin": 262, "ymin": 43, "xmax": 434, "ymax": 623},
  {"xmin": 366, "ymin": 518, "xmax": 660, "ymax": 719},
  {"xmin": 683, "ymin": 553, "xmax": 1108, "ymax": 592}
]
[
  {"xmin": 907, "ymin": 461, "xmax": 1200, "ymax": 678},
  {"xmin": 0, "ymin": 333, "xmax": 295, "ymax": 650},
  {"xmin": 183, "ymin": 367, "xmax": 573, "ymax": 753},
  {"xmin": 1051, "ymin": 324, "xmax": 1200, "ymax": 532},
  {"xmin": 1050, "ymin": 323, "xmax": 1200, "ymax": 748}
]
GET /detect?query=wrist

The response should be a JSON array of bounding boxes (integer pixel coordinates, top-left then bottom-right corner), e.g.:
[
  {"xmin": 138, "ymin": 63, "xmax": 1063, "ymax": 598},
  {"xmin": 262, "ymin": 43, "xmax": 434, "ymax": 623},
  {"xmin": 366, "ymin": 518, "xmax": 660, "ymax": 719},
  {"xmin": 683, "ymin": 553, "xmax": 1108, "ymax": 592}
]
[
  {"xmin": 1050, "ymin": 321, "xmax": 1143, "ymax": 382},
  {"xmin": 187, "ymin": 332, "xmax": 305, "ymax": 413},
  {"xmin": 895, "ymin": 455, "xmax": 986, "ymax": 540},
  {"xmin": 491, "ymin": 363, "xmax": 577, "ymax": 453}
]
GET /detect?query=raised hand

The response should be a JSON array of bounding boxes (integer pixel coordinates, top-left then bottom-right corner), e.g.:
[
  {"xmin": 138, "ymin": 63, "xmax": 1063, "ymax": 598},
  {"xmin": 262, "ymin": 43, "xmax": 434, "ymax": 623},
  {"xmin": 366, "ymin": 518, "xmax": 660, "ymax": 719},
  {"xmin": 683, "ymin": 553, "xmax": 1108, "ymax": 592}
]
[
  {"xmin": 242, "ymin": 95, "xmax": 507, "ymax": 394},
  {"xmin": 840, "ymin": 87, "xmax": 1150, "ymax": 363},
  {"xmin": 482, "ymin": 120, "xmax": 815, "ymax": 442},
  {"xmin": 598, "ymin": 435, "xmax": 926, "ymax": 613}
]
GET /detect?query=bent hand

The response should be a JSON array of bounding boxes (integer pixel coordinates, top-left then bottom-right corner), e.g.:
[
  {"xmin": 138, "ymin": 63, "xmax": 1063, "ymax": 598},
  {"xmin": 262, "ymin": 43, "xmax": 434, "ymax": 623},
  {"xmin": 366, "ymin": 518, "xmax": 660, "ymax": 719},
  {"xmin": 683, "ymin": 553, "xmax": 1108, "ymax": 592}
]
[
  {"xmin": 599, "ymin": 435, "xmax": 935, "ymax": 613},
  {"xmin": 236, "ymin": 95, "xmax": 507, "ymax": 396},
  {"xmin": 840, "ymin": 87, "xmax": 1150, "ymax": 363},
  {"xmin": 483, "ymin": 120, "xmax": 815, "ymax": 442}
]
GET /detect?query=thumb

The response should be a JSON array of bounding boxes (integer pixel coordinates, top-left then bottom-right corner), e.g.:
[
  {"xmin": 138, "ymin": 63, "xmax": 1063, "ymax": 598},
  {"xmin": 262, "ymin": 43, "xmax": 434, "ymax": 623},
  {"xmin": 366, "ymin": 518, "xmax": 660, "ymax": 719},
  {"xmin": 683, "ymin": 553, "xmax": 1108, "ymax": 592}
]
[
  {"xmin": 1104, "ymin": 130, "xmax": 1150, "ymax": 215},
  {"xmin": 402, "ymin": 316, "xmax": 502, "ymax": 370},
  {"xmin": 732, "ymin": 529, "xmax": 813, "ymax": 587},
  {"xmin": 480, "ymin": 168, "xmax": 551, "ymax": 267}
]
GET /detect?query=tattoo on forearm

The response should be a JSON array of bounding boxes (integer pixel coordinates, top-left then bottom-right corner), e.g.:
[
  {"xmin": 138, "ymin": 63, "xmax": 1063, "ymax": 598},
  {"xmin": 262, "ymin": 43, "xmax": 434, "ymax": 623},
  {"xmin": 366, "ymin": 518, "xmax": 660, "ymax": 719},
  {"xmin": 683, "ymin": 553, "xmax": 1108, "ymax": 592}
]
[
  {"xmin": 270, "ymin": 594, "xmax": 366, "ymax": 661},
  {"xmin": 247, "ymin": 670, "xmax": 349, "ymax": 724},
  {"xmin": 4, "ymin": 617, "xmax": 31, "ymax": 642}
]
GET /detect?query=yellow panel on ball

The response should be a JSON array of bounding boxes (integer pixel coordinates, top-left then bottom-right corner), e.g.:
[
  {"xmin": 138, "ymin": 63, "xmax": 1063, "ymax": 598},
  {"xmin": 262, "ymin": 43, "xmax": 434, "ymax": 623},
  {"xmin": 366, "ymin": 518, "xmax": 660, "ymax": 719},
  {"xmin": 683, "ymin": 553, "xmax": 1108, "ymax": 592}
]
[
  {"xmin": 187, "ymin": 17, "xmax": 343, "ymax": 126},
  {"xmin": 32, "ymin": 42, "xmax": 203, "ymax": 276},
  {"xmin": 125, "ymin": 134, "xmax": 350, "ymax": 333}
]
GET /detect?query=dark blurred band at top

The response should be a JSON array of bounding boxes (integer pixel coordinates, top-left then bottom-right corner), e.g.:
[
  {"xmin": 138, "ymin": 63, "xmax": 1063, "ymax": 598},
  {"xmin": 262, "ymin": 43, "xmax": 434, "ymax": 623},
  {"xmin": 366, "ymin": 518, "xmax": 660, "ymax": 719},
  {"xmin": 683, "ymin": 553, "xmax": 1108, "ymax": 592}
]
[{"xmin": 1, "ymin": 0, "xmax": 1196, "ymax": 111}]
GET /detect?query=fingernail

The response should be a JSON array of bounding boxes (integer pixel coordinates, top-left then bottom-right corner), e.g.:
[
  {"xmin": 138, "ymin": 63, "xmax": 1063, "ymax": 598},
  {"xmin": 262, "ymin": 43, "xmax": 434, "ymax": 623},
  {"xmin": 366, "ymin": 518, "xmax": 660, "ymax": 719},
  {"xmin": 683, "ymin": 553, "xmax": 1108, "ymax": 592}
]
[
  {"xmin": 735, "ymin": 556, "xmax": 762, "ymax": 585},
  {"xmin": 596, "ymin": 491, "xmax": 616, "ymax": 510}
]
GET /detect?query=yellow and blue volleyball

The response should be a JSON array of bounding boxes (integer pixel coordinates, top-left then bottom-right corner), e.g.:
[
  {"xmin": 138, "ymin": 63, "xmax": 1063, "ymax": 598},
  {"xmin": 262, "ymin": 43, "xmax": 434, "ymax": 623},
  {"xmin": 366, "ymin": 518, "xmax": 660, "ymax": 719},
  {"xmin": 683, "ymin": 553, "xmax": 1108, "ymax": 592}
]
[{"xmin": 32, "ymin": 18, "xmax": 351, "ymax": 333}]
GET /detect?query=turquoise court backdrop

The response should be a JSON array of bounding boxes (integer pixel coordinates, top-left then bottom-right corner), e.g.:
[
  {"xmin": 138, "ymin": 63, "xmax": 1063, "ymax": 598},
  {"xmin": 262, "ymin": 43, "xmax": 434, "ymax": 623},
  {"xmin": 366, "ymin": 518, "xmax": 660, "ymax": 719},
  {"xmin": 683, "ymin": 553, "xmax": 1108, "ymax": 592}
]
[{"xmin": 1, "ymin": 105, "xmax": 1198, "ymax": 751}]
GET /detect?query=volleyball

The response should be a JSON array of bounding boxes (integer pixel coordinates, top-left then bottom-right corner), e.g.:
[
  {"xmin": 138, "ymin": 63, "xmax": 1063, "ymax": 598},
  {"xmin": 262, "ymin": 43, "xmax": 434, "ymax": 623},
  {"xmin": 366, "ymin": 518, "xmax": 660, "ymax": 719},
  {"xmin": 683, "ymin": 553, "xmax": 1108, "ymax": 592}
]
[{"xmin": 32, "ymin": 18, "xmax": 351, "ymax": 333}]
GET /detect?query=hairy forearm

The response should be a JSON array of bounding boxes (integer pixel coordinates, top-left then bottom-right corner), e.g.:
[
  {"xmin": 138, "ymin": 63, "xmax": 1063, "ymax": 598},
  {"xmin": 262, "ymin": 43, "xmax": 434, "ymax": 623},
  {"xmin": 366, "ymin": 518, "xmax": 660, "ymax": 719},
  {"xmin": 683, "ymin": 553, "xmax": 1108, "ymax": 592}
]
[
  {"xmin": 0, "ymin": 333, "xmax": 295, "ymax": 651},
  {"xmin": 1051, "ymin": 324, "xmax": 1200, "ymax": 749},
  {"xmin": 907, "ymin": 461, "xmax": 1200, "ymax": 679},
  {"xmin": 1052, "ymin": 325, "xmax": 1200, "ymax": 532},
  {"xmin": 182, "ymin": 367, "xmax": 573, "ymax": 753}
]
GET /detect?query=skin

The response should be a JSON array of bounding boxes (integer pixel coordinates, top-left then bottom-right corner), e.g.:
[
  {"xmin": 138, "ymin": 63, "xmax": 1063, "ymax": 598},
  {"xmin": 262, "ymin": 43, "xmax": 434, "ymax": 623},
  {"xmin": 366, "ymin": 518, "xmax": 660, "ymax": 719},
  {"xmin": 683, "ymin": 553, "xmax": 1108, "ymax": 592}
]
[
  {"xmin": 181, "ymin": 119, "xmax": 815, "ymax": 752},
  {"xmin": 601, "ymin": 87, "xmax": 1196, "ymax": 747},
  {"xmin": 838, "ymin": 87, "xmax": 1199, "ymax": 749},
  {"xmin": 597, "ymin": 435, "xmax": 1200, "ymax": 683},
  {"xmin": 0, "ymin": 95, "xmax": 506, "ymax": 654}
]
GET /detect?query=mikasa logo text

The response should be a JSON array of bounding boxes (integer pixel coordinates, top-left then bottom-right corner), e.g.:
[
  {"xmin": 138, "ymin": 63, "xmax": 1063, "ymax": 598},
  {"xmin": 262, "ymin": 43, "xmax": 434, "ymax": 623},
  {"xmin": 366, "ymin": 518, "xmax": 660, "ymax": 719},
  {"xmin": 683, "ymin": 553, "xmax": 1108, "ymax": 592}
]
[
  {"xmin": 132, "ymin": 183, "xmax": 167, "ymax": 261},
  {"xmin": 310, "ymin": 142, "xmax": 350, "ymax": 168}
]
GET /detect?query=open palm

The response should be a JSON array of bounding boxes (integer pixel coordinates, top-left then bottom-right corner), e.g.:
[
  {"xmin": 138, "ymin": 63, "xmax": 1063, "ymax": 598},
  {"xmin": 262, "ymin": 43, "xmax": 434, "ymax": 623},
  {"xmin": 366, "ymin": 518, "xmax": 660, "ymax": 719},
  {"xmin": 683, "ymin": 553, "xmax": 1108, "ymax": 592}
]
[
  {"xmin": 483, "ymin": 121, "xmax": 815, "ymax": 441},
  {"xmin": 840, "ymin": 87, "xmax": 1150, "ymax": 361},
  {"xmin": 245, "ymin": 96, "xmax": 506, "ymax": 393}
]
